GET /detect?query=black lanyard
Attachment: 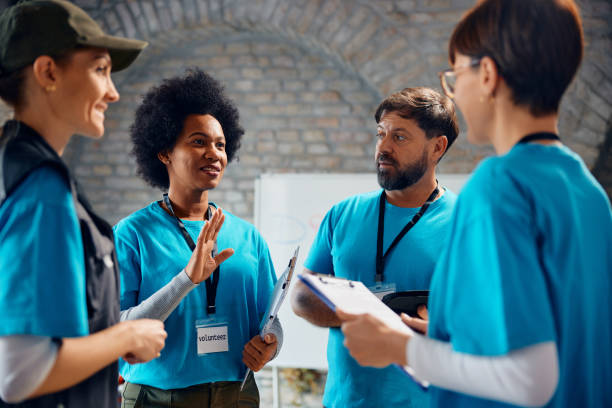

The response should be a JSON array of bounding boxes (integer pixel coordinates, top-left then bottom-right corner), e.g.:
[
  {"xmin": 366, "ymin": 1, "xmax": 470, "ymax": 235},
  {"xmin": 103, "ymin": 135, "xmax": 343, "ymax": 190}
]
[
  {"xmin": 517, "ymin": 132, "xmax": 560, "ymax": 144},
  {"xmin": 163, "ymin": 193, "xmax": 219, "ymax": 315},
  {"xmin": 375, "ymin": 185, "xmax": 439, "ymax": 283}
]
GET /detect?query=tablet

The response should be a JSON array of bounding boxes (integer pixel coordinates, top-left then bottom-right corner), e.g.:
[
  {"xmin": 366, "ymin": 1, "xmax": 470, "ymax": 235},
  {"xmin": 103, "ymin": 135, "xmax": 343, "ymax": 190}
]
[{"xmin": 382, "ymin": 290, "xmax": 429, "ymax": 318}]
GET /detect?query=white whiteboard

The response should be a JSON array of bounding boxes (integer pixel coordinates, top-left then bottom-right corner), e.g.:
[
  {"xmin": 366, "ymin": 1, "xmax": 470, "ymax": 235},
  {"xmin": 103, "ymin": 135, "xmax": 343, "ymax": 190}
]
[{"xmin": 254, "ymin": 173, "xmax": 469, "ymax": 369}]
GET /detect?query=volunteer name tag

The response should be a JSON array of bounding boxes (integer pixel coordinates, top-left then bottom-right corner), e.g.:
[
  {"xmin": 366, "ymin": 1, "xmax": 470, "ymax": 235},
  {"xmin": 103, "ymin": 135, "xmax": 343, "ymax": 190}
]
[
  {"xmin": 196, "ymin": 320, "xmax": 229, "ymax": 355},
  {"xmin": 369, "ymin": 282, "xmax": 397, "ymax": 300}
]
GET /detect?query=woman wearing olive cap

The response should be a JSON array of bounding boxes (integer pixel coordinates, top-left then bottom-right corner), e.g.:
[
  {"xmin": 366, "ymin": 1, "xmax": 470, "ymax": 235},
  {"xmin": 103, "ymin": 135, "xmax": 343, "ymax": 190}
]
[{"xmin": 0, "ymin": 1, "xmax": 187, "ymax": 406}]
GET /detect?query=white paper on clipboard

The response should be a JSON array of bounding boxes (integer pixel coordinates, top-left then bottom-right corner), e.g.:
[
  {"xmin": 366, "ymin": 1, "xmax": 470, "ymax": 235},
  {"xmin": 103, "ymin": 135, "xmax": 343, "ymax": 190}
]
[{"xmin": 298, "ymin": 272, "xmax": 429, "ymax": 390}]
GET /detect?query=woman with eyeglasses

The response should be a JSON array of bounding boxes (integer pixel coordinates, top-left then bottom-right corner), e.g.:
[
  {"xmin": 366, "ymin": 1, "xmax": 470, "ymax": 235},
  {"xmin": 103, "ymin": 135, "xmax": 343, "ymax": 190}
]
[
  {"xmin": 0, "ymin": 1, "xmax": 167, "ymax": 406},
  {"xmin": 336, "ymin": 0, "xmax": 612, "ymax": 407}
]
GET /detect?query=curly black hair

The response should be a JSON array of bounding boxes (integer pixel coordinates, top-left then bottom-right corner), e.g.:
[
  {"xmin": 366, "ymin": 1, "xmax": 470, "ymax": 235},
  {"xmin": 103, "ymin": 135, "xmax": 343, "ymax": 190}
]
[{"xmin": 130, "ymin": 68, "xmax": 243, "ymax": 189}]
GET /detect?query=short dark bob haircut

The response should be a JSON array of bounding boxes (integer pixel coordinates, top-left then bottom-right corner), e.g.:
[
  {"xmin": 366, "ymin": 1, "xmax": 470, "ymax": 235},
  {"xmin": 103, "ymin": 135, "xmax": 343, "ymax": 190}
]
[
  {"xmin": 374, "ymin": 87, "xmax": 459, "ymax": 157},
  {"xmin": 449, "ymin": 0, "xmax": 583, "ymax": 117},
  {"xmin": 130, "ymin": 68, "xmax": 243, "ymax": 190}
]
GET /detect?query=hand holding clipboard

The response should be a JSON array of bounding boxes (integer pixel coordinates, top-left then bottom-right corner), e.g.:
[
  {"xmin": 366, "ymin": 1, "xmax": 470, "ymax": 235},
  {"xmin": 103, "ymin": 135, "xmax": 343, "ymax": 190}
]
[
  {"xmin": 240, "ymin": 246, "xmax": 300, "ymax": 390},
  {"xmin": 298, "ymin": 273, "xmax": 429, "ymax": 390}
]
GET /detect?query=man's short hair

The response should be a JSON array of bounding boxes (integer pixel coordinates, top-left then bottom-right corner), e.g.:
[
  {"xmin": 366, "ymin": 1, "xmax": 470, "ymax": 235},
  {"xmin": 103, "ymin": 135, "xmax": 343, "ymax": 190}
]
[
  {"xmin": 374, "ymin": 87, "xmax": 459, "ymax": 155},
  {"xmin": 448, "ymin": 0, "xmax": 583, "ymax": 116}
]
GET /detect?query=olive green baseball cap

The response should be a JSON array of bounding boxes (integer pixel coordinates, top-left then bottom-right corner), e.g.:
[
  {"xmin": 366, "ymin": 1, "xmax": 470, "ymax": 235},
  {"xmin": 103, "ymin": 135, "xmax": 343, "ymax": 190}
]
[{"xmin": 0, "ymin": 0, "xmax": 148, "ymax": 75}]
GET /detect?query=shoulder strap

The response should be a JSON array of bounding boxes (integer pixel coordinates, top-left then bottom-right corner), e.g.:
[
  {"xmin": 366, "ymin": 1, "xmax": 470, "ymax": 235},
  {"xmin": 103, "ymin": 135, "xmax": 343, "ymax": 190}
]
[{"xmin": 0, "ymin": 120, "xmax": 70, "ymax": 205}]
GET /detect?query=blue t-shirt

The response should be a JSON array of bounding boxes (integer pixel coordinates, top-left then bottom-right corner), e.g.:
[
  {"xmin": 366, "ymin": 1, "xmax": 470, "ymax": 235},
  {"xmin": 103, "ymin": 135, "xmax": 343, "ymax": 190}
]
[
  {"xmin": 114, "ymin": 201, "xmax": 277, "ymax": 389},
  {"xmin": 0, "ymin": 167, "xmax": 88, "ymax": 338},
  {"xmin": 428, "ymin": 144, "xmax": 612, "ymax": 407},
  {"xmin": 305, "ymin": 188, "xmax": 457, "ymax": 408}
]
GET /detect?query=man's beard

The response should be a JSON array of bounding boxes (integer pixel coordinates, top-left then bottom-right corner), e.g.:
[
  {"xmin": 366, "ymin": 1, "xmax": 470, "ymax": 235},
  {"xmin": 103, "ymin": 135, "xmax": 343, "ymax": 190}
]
[{"xmin": 376, "ymin": 150, "xmax": 429, "ymax": 191}]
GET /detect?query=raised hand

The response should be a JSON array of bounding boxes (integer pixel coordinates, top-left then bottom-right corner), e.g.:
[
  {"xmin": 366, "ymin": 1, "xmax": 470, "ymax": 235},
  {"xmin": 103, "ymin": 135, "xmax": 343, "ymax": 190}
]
[{"xmin": 184, "ymin": 208, "xmax": 234, "ymax": 284}]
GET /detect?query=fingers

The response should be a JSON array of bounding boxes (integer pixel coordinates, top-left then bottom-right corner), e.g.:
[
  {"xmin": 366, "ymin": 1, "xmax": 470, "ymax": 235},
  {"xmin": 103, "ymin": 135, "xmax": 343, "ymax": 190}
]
[
  {"xmin": 204, "ymin": 208, "xmax": 224, "ymax": 243},
  {"xmin": 124, "ymin": 356, "xmax": 145, "ymax": 365},
  {"xmin": 242, "ymin": 345, "xmax": 263, "ymax": 371},
  {"xmin": 341, "ymin": 314, "xmax": 411, "ymax": 367},
  {"xmin": 194, "ymin": 218, "xmax": 209, "ymax": 253},
  {"xmin": 417, "ymin": 304, "xmax": 429, "ymax": 320},
  {"xmin": 340, "ymin": 318, "xmax": 365, "ymax": 339},
  {"xmin": 195, "ymin": 208, "xmax": 223, "ymax": 249},
  {"xmin": 242, "ymin": 350, "xmax": 260, "ymax": 371},
  {"xmin": 187, "ymin": 209, "xmax": 230, "ymax": 284},
  {"xmin": 125, "ymin": 319, "xmax": 167, "ymax": 363},
  {"xmin": 263, "ymin": 333, "xmax": 276, "ymax": 344},
  {"xmin": 336, "ymin": 308, "xmax": 359, "ymax": 322},
  {"xmin": 210, "ymin": 209, "xmax": 225, "ymax": 240},
  {"xmin": 245, "ymin": 335, "xmax": 267, "ymax": 354},
  {"xmin": 400, "ymin": 313, "xmax": 428, "ymax": 335},
  {"xmin": 213, "ymin": 248, "xmax": 234, "ymax": 266},
  {"xmin": 148, "ymin": 322, "xmax": 167, "ymax": 358},
  {"xmin": 242, "ymin": 336, "xmax": 277, "ymax": 370},
  {"xmin": 341, "ymin": 313, "xmax": 387, "ymax": 341}
]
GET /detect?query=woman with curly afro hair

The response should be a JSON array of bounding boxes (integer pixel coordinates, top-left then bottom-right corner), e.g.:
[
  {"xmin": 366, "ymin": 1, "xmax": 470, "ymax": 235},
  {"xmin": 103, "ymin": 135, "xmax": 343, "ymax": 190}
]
[{"xmin": 113, "ymin": 68, "xmax": 282, "ymax": 407}]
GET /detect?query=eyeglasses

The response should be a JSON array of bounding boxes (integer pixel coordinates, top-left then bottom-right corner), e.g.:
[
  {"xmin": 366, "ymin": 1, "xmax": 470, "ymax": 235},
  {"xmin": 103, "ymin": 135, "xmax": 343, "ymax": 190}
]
[{"xmin": 438, "ymin": 58, "xmax": 481, "ymax": 99}]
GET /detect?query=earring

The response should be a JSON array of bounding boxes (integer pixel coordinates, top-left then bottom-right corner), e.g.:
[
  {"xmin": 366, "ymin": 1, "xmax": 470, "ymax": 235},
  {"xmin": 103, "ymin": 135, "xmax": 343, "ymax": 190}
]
[{"xmin": 45, "ymin": 84, "xmax": 56, "ymax": 92}]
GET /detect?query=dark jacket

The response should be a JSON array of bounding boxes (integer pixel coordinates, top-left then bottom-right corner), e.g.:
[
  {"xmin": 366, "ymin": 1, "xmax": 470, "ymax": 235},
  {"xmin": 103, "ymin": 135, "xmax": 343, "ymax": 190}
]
[{"xmin": 0, "ymin": 120, "xmax": 120, "ymax": 408}]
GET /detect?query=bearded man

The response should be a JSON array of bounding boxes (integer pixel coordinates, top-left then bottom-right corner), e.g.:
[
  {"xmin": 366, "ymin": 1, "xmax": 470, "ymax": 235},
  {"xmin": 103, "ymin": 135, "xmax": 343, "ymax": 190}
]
[{"xmin": 291, "ymin": 87, "xmax": 459, "ymax": 408}]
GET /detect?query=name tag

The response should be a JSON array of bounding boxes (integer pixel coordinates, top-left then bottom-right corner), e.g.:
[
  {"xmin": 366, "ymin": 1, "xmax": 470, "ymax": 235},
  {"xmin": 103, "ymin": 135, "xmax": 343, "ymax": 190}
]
[
  {"xmin": 369, "ymin": 282, "xmax": 397, "ymax": 300},
  {"xmin": 196, "ymin": 322, "xmax": 229, "ymax": 355}
]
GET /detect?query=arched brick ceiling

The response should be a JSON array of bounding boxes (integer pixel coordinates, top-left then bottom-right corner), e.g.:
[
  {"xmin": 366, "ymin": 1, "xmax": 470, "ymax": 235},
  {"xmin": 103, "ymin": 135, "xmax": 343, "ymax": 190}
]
[
  {"xmin": 76, "ymin": 0, "xmax": 610, "ymax": 173},
  {"xmin": 0, "ymin": 0, "xmax": 607, "ymax": 198}
]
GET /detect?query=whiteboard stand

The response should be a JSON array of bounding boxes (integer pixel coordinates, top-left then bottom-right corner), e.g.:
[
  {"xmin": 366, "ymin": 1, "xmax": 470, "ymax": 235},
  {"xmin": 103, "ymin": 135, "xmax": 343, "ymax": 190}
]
[{"xmin": 272, "ymin": 366, "xmax": 280, "ymax": 408}]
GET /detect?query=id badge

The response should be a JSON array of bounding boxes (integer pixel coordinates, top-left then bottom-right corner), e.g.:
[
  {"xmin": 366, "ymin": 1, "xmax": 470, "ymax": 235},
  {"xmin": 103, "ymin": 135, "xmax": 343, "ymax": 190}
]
[
  {"xmin": 369, "ymin": 282, "xmax": 397, "ymax": 300},
  {"xmin": 195, "ymin": 317, "xmax": 229, "ymax": 355}
]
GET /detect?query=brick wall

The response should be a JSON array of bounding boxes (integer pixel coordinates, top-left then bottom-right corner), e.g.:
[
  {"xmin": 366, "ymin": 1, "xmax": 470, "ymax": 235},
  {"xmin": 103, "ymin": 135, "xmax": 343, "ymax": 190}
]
[
  {"xmin": 1, "ymin": 0, "xmax": 610, "ymax": 222},
  {"xmin": 66, "ymin": 28, "xmax": 385, "ymax": 222}
]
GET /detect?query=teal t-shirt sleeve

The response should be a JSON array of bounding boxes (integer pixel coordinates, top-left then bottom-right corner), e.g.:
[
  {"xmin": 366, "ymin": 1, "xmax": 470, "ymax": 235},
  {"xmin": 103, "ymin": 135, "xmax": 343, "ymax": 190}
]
[
  {"xmin": 113, "ymin": 224, "xmax": 141, "ymax": 310},
  {"xmin": 0, "ymin": 167, "xmax": 88, "ymax": 337},
  {"xmin": 304, "ymin": 206, "xmax": 335, "ymax": 275},
  {"xmin": 430, "ymin": 167, "xmax": 556, "ymax": 356}
]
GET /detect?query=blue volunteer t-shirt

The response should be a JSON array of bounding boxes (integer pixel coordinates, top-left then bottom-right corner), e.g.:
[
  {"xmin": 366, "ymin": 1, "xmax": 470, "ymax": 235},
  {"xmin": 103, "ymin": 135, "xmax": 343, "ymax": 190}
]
[
  {"xmin": 0, "ymin": 167, "xmax": 88, "ymax": 338},
  {"xmin": 114, "ymin": 202, "xmax": 276, "ymax": 389},
  {"xmin": 305, "ymin": 189, "xmax": 457, "ymax": 408},
  {"xmin": 428, "ymin": 144, "xmax": 612, "ymax": 407}
]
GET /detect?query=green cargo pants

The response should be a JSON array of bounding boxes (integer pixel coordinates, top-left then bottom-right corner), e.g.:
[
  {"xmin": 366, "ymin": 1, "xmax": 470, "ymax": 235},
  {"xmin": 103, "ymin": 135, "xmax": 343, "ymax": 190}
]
[{"xmin": 121, "ymin": 372, "xmax": 259, "ymax": 408}]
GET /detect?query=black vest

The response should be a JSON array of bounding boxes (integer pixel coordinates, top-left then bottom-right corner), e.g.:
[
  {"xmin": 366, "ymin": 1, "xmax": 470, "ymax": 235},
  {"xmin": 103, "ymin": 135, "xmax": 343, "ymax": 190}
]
[{"xmin": 0, "ymin": 121, "xmax": 119, "ymax": 408}]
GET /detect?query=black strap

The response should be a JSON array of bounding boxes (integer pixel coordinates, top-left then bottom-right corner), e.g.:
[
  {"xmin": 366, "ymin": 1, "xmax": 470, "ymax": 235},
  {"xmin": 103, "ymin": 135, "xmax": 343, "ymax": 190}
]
[
  {"xmin": 517, "ymin": 132, "xmax": 560, "ymax": 145},
  {"xmin": 163, "ymin": 193, "xmax": 219, "ymax": 314},
  {"xmin": 375, "ymin": 184, "xmax": 439, "ymax": 283}
]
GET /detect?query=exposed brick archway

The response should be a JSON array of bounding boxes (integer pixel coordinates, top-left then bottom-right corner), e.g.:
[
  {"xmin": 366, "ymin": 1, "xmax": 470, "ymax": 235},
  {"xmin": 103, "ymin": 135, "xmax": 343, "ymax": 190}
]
[
  {"xmin": 79, "ymin": 0, "xmax": 612, "ymax": 202},
  {"xmin": 0, "ymin": 0, "xmax": 609, "ymax": 221},
  {"xmin": 81, "ymin": 0, "xmax": 461, "ymax": 95}
]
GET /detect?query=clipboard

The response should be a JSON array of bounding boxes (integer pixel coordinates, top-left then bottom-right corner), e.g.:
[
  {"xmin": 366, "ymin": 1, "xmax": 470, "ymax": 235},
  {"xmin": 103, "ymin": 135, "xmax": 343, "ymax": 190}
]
[
  {"xmin": 259, "ymin": 246, "xmax": 300, "ymax": 334},
  {"xmin": 298, "ymin": 272, "xmax": 429, "ymax": 390},
  {"xmin": 240, "ymin": 246, "xmax": 300, "ymax": 390}
]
